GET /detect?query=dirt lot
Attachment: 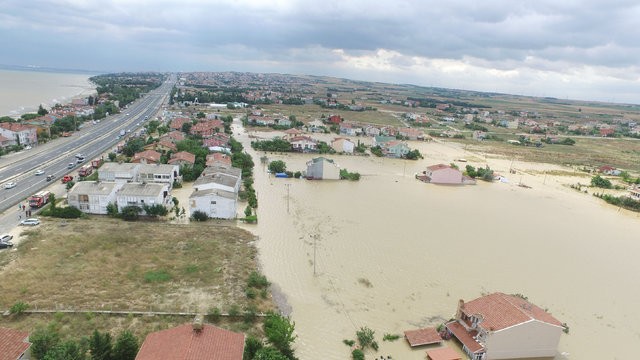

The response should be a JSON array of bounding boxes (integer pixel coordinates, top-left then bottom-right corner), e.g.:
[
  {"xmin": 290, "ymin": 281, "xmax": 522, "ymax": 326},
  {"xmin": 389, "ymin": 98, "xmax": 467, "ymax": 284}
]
[{"xmin": 0, "ymin": 217, "xmax": 274, "ymax": 338}]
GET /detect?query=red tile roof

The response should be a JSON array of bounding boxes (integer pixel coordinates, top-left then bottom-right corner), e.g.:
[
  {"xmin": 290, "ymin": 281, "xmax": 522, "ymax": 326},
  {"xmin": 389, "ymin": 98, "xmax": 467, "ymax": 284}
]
[
  {"xmin": 426, "ymin": 346, "xmax": 463, "ymax": 360},
  {"xmin": 0, "ymin": 327, "xmax": 31, "ymax": 360},
  {"xmin": 461, "ymin": 292, "xmax": 563, "ymax": 331},
  {"xmin": 427, "ymin": 164, "xmax": 451, "ymax": 171},
  {"xmin": 445, "ymin": 321, "xmax": 483, "ymax": 353},
  {"xmin": 133, "ymin": 150, "xmax": 162, "ymax": 164},
  {"xmin": 169, "ymin": 151, "xmax": 196, "ymax": 165},
  {"xmin": 404, "ymin": 327, "xmax": 442, "ymax": 347},
  {"xmin": 135, "ymin": 324, "xmax": 244, "ymax": 360}
]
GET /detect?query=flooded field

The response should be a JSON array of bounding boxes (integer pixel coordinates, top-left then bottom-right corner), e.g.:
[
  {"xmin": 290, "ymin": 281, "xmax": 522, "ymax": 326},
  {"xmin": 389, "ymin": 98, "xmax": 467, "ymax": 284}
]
[{"xmin": 235, "ymin": 122, "xmax": 640, "ymax": 360}]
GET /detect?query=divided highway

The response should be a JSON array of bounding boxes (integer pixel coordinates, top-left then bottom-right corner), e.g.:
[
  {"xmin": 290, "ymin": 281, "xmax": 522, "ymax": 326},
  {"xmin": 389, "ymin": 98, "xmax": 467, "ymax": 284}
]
[{"xmin": 0, "ymin": 74, "xmax": 176, "ymax": 214}]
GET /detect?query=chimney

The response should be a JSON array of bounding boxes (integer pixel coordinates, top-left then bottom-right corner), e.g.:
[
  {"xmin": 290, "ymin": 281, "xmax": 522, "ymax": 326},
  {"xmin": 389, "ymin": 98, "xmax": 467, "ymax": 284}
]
[
  {"xmin": 192, "ymin": 314, "xmax": 204, "ymax": 332},
  {"xmin": 456, "ymin": 299, "xmax": 464, "ymax": 319}
]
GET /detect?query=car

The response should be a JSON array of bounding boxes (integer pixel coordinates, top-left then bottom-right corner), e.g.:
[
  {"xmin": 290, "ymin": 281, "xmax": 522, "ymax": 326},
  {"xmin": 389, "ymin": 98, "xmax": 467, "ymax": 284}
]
[
  {"xmin": 77, "ymin": 157, "xmax": 85, "ymax": 163},
  {"xmin": 0, "ymin": 234, "xmax": 13, "ymax": 243},
  {"xmin": 24, "ymin": 145, "xmax": 32, "ymax": 150},
  {"xmin": 35, "ymin": 169, "xmax": 45, "ymax": 176},
  {"xmin": 20, "ymin": 218, "xmax": 40, "ymax": 226},
  {"xmin": 0, "ymin": 242, "xmax": 13, "ymax": 249},
  {"xmin": 46, "ymin": 174, "xmax": 54, "ymax": 181},
  {"xmin": 68, "ymin": 162, "xmax": 75, "ymax": 169},
  {"xmin": 75, "ymin": 153, "xmax": 85, "ymax": 159},
  {"xmin": 4, "ymin": 181, "xmax": 17, "ymax": 189}
]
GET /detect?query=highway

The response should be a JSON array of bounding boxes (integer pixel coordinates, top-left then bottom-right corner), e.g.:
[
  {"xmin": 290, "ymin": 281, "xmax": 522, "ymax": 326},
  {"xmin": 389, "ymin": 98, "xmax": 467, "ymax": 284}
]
[{"xmin": 0, "ymin": 74, "xmax": 176, "ymax": 215}]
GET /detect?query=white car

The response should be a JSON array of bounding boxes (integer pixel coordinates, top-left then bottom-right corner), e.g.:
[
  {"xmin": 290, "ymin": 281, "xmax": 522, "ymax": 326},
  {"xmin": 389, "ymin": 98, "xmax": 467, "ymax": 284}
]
[
  {"xmin": 20, "ymin": 218, "xmax": 40, "ymax": 226},
  {"xmin": 4, "ymin": 181, "xmax": 17, "ymax": 189},
  {"xmin": 0, "ymin": 234, "xmax": 13, "ymax": 243},
  {"xmin": 24, "ymin": 145, "xmax": 32, "ymax": 150},
  {"xmin": 35, "ymin": 169, "xmax": 45, "ymax": 176}
]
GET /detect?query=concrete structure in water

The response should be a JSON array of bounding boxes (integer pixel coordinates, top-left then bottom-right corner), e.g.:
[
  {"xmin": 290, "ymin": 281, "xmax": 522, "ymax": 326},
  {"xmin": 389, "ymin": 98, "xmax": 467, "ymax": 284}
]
[{"xmin": 305, "ymin": 157, "xmax": 340, "ymax": 180}]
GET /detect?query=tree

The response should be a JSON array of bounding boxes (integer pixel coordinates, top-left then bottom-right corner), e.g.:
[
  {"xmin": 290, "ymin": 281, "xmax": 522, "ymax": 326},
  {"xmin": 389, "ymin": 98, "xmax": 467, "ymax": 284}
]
[
  {"xmin": 44, "ymin": 340, "xmax": 86, "ymax": 360},
  {"xmin": 122, "ymin": 138, "xmax": 145, "ymax": 157},
  {"xmin": 143, "ymin": 204, "xmax": 169, "ymax": 217},
  {"xmin": 181, "ymin": 122, "xmax": 193, "ymax": 133},
  {"xmin": 268, "ymin": 160, "xmax": 287, "ymax": 173},
  {"xmin": 120, "ymin": 206, "xmax": 142, "ymax": 221},
  {"xmin": 89, "ymin": 330, "xmax": 113, "ymax": 360},
  {"xmin": 30, "ymin": 326, "xmax": 61, "ymax": 360},
  {"xmin": 113, "ymin": 331, "xmax": 139, "ymax": 360},
  {"xmin": 356, "ymin": 326, "xmax": 376, "ymax": 350},
  {"xmin": 253, "ymin": 347, "xmax": 289, "ymax": 360},
  {"xmin": 38, "ymin": 104, "xmax": 49, "ymax": 116},
  {"xmin": 591, "ymin": 175, "xmax": 612, "ymax": 189},
  {"xmin": 243, "ymin": 336, "xmax": 264, "ymax": 360},
  {"xmin": 196, "ymin": 112, "xmax": 206, "ymax": 119},
  {"xmin": 108, "ymin": 152, "xmax": 117, "ymax": 161},
  {"xmin": 191, "ymin": 210, "xmax": 209, "ymax": 221},
  {"xmin": 263, "ymin": 313, "xmax": 297, "ymax": 358}
]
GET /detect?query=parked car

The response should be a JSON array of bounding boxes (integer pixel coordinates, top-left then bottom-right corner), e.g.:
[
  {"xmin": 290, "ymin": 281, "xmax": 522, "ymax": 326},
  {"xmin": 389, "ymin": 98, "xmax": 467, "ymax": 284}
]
[
  {"xmin": 3, "ymin": 181, "xmax": 17, "ymax": 189},
  {"xmin": 24, "ymin": 145, "xmax": 32, "ymax": 150},
  {"xmin": 0, "ymin": 242, "xmax": 13, "ymax": 249},
  {"xmin": 35, "ymin": 169, "xmax": 45, "ymax": 176},
  {"xmin": 20, "ymin": 218, "xmax": 40, "ymax": 226},
  {"xmin": 0, "ymin": 234, "xmax": 13, "ymax": 243}
]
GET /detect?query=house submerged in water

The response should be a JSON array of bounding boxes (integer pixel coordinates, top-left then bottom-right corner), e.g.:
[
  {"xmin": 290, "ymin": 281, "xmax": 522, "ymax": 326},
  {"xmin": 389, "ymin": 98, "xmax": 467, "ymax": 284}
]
[{"xmin": 416, "ymin": 164, "xmax": 476, "ymax": 185}]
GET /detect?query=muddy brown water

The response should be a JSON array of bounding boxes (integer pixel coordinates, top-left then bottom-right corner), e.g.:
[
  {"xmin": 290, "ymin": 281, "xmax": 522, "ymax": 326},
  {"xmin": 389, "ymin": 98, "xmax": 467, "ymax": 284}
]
[{"xmin": 235, "ymin": 123, "xmax": 640, "ymax": 360}]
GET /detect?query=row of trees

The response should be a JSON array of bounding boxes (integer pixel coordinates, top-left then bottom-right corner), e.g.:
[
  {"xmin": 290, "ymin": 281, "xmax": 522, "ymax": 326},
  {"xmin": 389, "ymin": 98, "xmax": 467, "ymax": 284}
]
[{"xmin": 30, "ymin": 326, "xmax": 138, "ymax": 360}]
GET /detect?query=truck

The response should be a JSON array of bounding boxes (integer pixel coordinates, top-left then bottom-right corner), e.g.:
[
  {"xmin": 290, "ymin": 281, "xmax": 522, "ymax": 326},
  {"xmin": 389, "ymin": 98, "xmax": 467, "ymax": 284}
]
[
  {"xmin": 91, "ymin": 159, "xmax": 103, "ymax": 169},
  {"xmin": 62, "ymin": 175, "xmax": 74, "ymax": 183},
  {"xmin": 78, "ymin": 165, "xmax": 93, "ymax": 177},
  {"xmin": 29, "ymin": 191, "xmax": 51, "ymax": 208}
]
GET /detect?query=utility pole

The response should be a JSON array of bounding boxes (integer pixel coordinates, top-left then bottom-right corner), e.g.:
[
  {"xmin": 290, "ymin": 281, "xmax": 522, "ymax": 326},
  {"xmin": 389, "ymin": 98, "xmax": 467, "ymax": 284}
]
[
  {"xmin": 285, "ymin": 183, "xmax": 291, "ymax": 213},
  {"xmin": 313, "ymin": 234, "xmax": 317, "ymax": 276}
]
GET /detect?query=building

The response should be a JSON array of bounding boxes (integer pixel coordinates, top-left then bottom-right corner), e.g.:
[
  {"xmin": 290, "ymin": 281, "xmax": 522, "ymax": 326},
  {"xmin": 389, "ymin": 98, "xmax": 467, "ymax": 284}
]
[
  {"xmin": 194, "ymin": 166, "xmax": 241, "ymax": 193},
  {"xmin": 116, "ymin": 182, "xmax": 170, "ymax": 213},
  {"xmin": 137, "ymin": 164, "xmax": 180, "ymax": 189},
  {"xmin": 445, "ymin": 293, "xmax": 564, "ymax": 360},
  {"xmin": 132, "ymin": 150, "xmax": 162, "ymax": 164},
  {"xmin": 419, "ymin": 164, "xmax": 464, "ymax": 184},
  {"xmin": 289, "ymin": 135, "xmax": 318, "ymax": 152},
  {"xmin": 136, "ymin": 323, "xmax": 244, "ymax": 360},
  {"xmin": 0, "ymin": 122, "xmax": 38, "ymax": 146},
  {"xmin": 67, "ymin": 181, "xmax": 119, "ymax": 214},
  {"xmin": 206, "ymin": 152, "xmax": 232, "ymax": 166},
  {"xmin": 384, "ymin": 140, "xmax": 410, "ymax": 158},
  {"xmin": 98, "ymin": 163, "xmax": 140, "ymax": 183},
  {"xmin": 189, "ymin": 188, "xmax": 238, "ymax": 219},
  {"xmin": 168, "ymin": 151, "xmax": 196, "ymax": 166},
  {"xmin": 331, "ymin": 137, "xmax": 355, "ymax": 154},
  {"xmin": 0, "ymin": 327, "xmax": 31, "ymax": 360},
  {"xmin": 306, "ymin": 157, "xmax": 340, "ymax": 180}
]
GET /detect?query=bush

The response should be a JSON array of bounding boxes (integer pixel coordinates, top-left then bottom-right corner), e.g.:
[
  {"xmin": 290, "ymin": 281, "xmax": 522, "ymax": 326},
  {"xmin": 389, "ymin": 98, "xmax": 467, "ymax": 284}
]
[
  {"xmin": 191, "ymin": 210, "xmax": 209, "ymax": 221},
  {"xmin": 208, "ymin": 307, "xmax": 222, "ymax": 323},
  {"xmin": 9, "ymin": 301, "xmax": 29, "ymax": 315},
  {"xmin": 144, "ymin": 270, "xmax": 171, "ymax": 283},
  {"xmin": 268, "ymin": 160, "xmax": 287, "ymax": 173},
  {"xmin": 247, "ymin": 271, "xmax": 270, "ymax": 288},
  {"xmin": 120, "ymin": 205, "xmax": 142, "ymax": 221},
  {"xmin": 43, "ymin": 206, "xmax": 83, "ymax": 219},
  {"xmin": 591, "ymin": 175, "xmax": 612, "ymax": 189},
  {"xmin": 352, "ymin": 349, "xmax": 365, "ymax": 360}
]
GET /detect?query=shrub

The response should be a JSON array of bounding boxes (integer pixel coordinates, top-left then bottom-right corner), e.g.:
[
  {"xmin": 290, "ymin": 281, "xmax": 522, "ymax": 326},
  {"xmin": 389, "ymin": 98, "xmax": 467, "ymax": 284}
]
[
  {"xmin": 10, "ymin": 301, "xmax": 29, "ymax": 315},
  {"xmin": 247, "ymin": 271, "xmax": 270, "ymax": 288},
  {"xmin": 382, "ymin": 333, "xmax": 400, "ymax": 341},
  {"xmin": 228, "ymin": 304, "xmax": 241, "ymax": 317},
  {"xmin": 208, "ymin": 307, "xmax": 222, "ymax": 323},
  {"xmin": 144, "ymin": 270, "xmax": 171, "ymax": 283},
  {"xmin": 352, "ymin": 349, "xmax": 365, "ymax": 360},
  {"xmin": 191, "ymin": 210, "xmax": 209, "ymax": 221},
  {"xmin": 343, "ymin": 339, "xmax": 355, "ymax": 347}
]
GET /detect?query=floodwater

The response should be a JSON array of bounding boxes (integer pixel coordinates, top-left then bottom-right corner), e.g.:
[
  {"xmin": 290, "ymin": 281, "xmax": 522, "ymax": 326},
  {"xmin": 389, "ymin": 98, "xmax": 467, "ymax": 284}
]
[
  {"xmin": 0, "ymin": 69, "xmax": 95, "ymax": 117},
  {"xmin": 234, "ymin": 121, "xmax": 640, "ymax": 360}
]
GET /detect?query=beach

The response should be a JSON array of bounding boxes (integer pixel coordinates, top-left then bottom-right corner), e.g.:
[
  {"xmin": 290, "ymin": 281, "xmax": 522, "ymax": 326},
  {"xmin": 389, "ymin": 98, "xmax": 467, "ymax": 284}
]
[{"xmin": 235, "ymin": 121, "xmax": 640, "ymax": 360}]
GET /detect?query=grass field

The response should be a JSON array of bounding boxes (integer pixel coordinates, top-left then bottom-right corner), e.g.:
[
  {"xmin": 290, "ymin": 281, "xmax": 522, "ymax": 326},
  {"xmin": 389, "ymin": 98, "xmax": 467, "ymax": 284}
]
[{"xmin": 0, "ymin": 217, "xmax": 274, "ymax": 339}]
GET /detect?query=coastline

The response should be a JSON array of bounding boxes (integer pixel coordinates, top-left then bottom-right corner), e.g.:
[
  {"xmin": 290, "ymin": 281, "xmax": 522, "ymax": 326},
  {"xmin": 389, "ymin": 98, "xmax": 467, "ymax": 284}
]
[{"xmin": 0, "ymin": 69, "xmax": 97, "ymax": 118}]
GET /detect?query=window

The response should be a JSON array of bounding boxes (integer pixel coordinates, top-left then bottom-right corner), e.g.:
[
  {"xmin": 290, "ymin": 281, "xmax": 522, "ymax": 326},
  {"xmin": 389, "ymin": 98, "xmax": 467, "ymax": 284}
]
[
  {"xmin": 79, "ymin": 194, "xmax": 89, "ymax": 202},
  {"xmin": 210, "ymin": 201, "xmax": 217, "ymax": 204}
]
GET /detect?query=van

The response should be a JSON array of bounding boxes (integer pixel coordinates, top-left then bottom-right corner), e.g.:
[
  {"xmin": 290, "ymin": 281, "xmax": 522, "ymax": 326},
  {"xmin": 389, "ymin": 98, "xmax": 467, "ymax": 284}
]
[{"xmin": 68, "ymin": 163, "xmax": 75, "ymax": 169}]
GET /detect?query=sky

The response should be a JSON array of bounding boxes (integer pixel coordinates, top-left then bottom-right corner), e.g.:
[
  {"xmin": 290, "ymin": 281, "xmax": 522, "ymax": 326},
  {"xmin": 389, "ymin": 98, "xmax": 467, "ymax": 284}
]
[{"xmin": 1, "ymin": 0, "xmax": 640, "ymax": 104}]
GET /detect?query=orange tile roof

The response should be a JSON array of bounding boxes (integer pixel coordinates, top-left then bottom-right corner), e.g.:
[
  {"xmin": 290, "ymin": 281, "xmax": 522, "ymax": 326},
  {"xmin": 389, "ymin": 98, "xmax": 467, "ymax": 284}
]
[
  {"xmin": 404, "ymin": 327, "xmax": 442, "ymax": 347},
  {"xmin": 461, "ymin": 292, "xmax": 563, "ymax": 331},
  {"xmin": 445, "ymin": 321, "xmax": 483, "ymax": 353},
  {"xmin": 426, "ymin": 346, "xmax": 463, "ymax": 360},
  {"xmin": 135, "ymin": 324, "xmax": 244, "ymax": 360},
  {"xmin": 0, "ymin": 327, "xmax": 31, "ymax": 360}
]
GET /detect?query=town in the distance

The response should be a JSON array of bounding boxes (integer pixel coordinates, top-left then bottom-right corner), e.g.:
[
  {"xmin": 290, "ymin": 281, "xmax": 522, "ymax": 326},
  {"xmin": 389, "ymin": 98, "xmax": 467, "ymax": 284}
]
[{"xmin": 1, "ymin": 71, "xmax": 639, "ymax": 360}]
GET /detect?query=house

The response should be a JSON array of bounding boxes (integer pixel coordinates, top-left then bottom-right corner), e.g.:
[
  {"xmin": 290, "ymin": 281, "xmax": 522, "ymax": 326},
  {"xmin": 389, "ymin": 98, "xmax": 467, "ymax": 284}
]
[
  {"xmin": 191, "ymin": 119, "xmax": 223, "ymax": 138},
  {"xmin": 339, "ymin": 122, "xmax": 362, "ymax": 136},
  {"xmin": 445, "ymin": 293, "xmax": 564, "ymax": 360},
  {"xmin": 0, "ymin": 134, "xmax": 15, "ymax": 148},
  {"xmin": 426, "ymin": 347, "xmax": 463, "ymax": 360},
  {"xmin": 67, "ymin": 181, "xmax": 119, "ymax": 214},
  {"xmin": 137, "ymin": 164, "xmax": 180, "ymax": 188},
  {"xmin": 189, "ymin": 188, "xmax": 238, "ymax": 219},
  {"xmin": 398, "ymin": 127, "xmax": 425, "ymax": 140},
  {"xmin": 195, "ymin": 166, "xmax": 241, "ymax": 193},
  {"xmin": 418, "ymin": 164, "xmax": 469, "ymax": 185},
  {"xmin": 629, "ymin": 186, "xmax": 640, "ymax": 200},
  {"xmin": 132, "ymin": 150, "xmax": 162, "ymax": 164},
  {"xmin": 384, "ymin": 140, "xmax": 410, "ymax": 158},
  {"xmin": 135, "ymin": 323, "xmax": 244, "ymax": 360},
  {"xmin": 276, "ymin": 117, "xmax": 292, "ymax": 127},
  {"xmin": 169, "ymin": 117, "xmax": 191, "ymax": 131},
  {"xmin": 307, "ymin": 119, "xmax": 325, "ymax": 133},
  {"xmin": 168, "ymin": 151, "xmax": 196, "ymax": 166},
  {"xmin": 145, "ymin": 140, "xmax": 177, "ymax": 153},
  {"xmin": 161, "ymin": 130, "xmax": 185, "ymax": 143},
  {"xmin": 116, "ymin": 182, "xmax": 170, "ymax": 213},
  {"xmin": 206, "ymin": 152, "xmax": 232, "ymax": 166},
  {"xmin": 364, "ymin": 125, "xmax": 381, "ymax": 137},
  {"xmin": 327, "ymin": 114, "xmax": 342, "ymax": 124},
  {"xmin": 283, "ymin": 128, "xmax": 303, "ymax": 139},
  {"xmin": 98, "ymin": 163, "xmax": 140, "ymax": 183},
  {"xmin": 0, "ymin": 122, "xmax": 38, "ymax": 146},
  {"xmin": 597, "ymin": 165, "xmax": 619, "ymax": 175},
  {"xmin": 331, "ymin": 138, "xmax": 355, "ymax": 154},
  {"xmin": 289, "ymin": 136, "xmax": 318, "ymax": 152},
  {"xmin": 306, "ymin": 157, "xmax": 340, "ymax": 180},
  {"xmin": 0, "ymin": 327, "xmax": 31, "ymax": 360},
  {"xmin": 600, "ymin": 128, "xmax": 615, "ymax": 137}
]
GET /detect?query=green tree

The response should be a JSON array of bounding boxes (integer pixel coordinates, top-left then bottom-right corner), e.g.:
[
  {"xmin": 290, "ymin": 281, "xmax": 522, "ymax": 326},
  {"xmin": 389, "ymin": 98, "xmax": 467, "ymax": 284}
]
[
  {"xmin": 465, "ymin": 165, "xmax": 477, "ymax": 178},
  {"xmin": 196, "ymin": 112, "xmax": 206, "ymax": 118},
  {"xmin": 181, "ymin": 122, "xmax": 193, "ymax": 133},
  {"xmin": 120, "ymin": 206, "xmax": 142, "ymax": 221},
  {"xmin": 108, "ymin": 152, "xmax": 117, "ymax": 161},
  {"xmin": 89, "ymin": 330, "xmax": 112, "ymax": 360},
  {"xmin": 122, "ymin": 138, "xmax": 145, "ymax": 157},
  {"xmin": 243, "ymin": 336, "xmax": 264, "ymax": 360},
  {"xmin": 30, "ymin": 326, "xmax": 61, "ymax": 360},
  {"xmin": 112, "ymin": 331, "xmax": 139, "ymax": 360},
  {"xmin": 38, "ymin": 104, "xmax": 49, "ymax": 116},
  {"xmin": 268, "ymin": 160, "xmax": 287, "ymax": 173},
  {"xmin": 356, "ymin": 326, "xmax": 376, "ymax": 350},
  {"xmin": 263, "ymin": 313, "xmax": 297, "ymax": 359},
  {"xmin": 351, "ymin": 349, "xmax": 365, "ymax": 360},
  {"xmin": 43, "ymin": 340, "xmax": 86, "ymax": 360},
  {"xmin": 253, "ymin": 347, "xmax": 289, "ymax": 360},
  {"xmin": 591, "ymin": 175, "xmax": 612, "ymax": 189}
]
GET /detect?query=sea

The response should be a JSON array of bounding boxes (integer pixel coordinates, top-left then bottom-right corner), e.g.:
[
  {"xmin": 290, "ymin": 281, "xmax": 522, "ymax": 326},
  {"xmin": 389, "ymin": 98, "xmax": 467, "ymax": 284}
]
[{"xmin": 0, "ymin": 67, "xmax": 96, "ymax": 117}]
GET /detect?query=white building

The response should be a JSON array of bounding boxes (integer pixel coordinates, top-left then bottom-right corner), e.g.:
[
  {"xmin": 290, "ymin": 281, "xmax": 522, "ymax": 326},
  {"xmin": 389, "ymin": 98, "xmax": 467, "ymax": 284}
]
[
  {"xmin": 331, "ymin": 138, "xmax": 355, "ymax": 154},
  {"xmin": 137, "ymin": 163, "xmax": 180, "ymax": 189},
  {"xmin": 98, "ymin": 163, "xmax": 140, "ymax": 183},
  {"xmin": 189, "ymin": 188, "xmax": 237, "ymax": 219},
  {"xmin": 67, "ymin": 181, "xmax": 119, "ymax": 214},
  {"xmin": 305, "ymin": 157, "xmax": 340, "ymax": 180},
  {"xmin": 116, "ymin": 183, "xmax": 170, "ymax": 214}
]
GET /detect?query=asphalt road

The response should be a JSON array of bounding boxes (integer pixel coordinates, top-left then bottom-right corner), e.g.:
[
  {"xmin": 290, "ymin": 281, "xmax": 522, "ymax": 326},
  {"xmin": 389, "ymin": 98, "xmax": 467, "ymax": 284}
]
[{"xmin": 0, "ymin": 74, "xmax": 175, "ymax": 232}]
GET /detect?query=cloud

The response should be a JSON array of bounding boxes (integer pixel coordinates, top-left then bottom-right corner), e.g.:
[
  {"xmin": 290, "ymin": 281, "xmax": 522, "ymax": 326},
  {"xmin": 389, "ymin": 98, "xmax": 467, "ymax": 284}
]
[{"xmin": 1, "ymin": 0, "xmax": 640, "ymax": 102}]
